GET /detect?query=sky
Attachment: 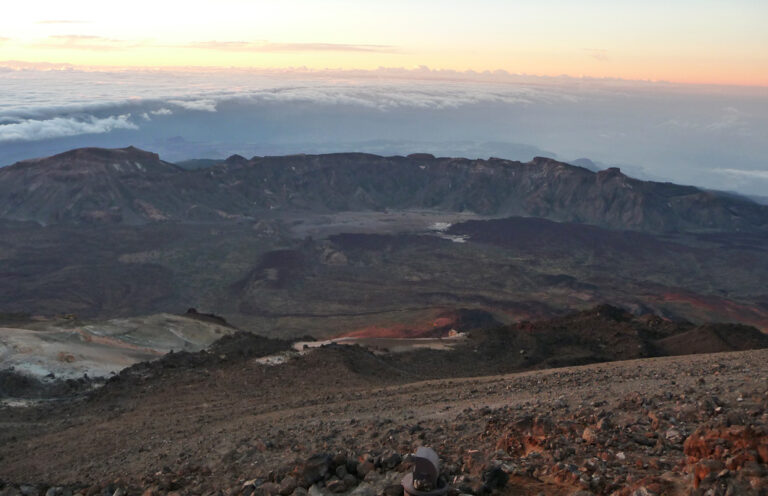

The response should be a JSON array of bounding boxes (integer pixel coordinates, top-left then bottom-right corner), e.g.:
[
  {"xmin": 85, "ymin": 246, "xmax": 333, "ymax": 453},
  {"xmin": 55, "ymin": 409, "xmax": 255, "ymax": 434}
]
[{"xmin": 1, "ymin": 0, "xmax": 767, "ymax": 85}]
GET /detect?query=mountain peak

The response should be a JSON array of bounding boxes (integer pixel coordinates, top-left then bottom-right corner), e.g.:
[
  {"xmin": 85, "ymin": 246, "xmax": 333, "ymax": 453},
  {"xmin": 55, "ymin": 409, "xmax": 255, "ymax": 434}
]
[
  {"xmin": 406, "ymin": 153, "xmax": 436, "ymax": 160},
  {"xmin": 0, "ymin": 147, "xmax": 182, "ymax": 225},
  {"xmin": 597, "ymin": 166, "xmax": 623, "ymax": 177},
  {"xmin": 48, "ymin": 146, "xmax": 159, "ymax": 162},
  {"xmin": 225, "ymin": 154, "xmax": 249, "ymax": 165},
  {"xmin": 529, "ymin": 156, "xmax": 565, "ymax": 167}
]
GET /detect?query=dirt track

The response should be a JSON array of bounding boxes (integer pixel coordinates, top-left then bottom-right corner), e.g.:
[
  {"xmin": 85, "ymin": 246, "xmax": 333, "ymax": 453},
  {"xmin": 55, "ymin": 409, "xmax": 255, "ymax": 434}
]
[{"xmin": 1, "ymin": 348, "xmax": 766, "ymax": 495}]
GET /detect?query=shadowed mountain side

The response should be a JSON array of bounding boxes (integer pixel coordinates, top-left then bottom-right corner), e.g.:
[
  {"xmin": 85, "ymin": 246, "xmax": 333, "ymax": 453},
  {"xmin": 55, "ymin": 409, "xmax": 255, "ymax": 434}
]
[
  {"xmin": 384, "ymin": 305, "xmax": 768, "ymax": 379},
  {"xmin": 1, "ymin": 147, "xmax": 767, "ymax": 232}
]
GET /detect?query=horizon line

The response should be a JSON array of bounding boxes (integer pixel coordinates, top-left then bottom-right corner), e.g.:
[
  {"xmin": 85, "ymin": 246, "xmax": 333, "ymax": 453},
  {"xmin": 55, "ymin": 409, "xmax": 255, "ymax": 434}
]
[{"xmin": 2, "ymin": 59, "xmax": 767, "ymax": 90}]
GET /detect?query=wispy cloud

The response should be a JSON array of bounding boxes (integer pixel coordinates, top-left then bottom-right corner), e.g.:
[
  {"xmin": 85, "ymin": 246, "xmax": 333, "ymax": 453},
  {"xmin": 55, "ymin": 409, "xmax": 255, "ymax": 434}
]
[
  {"xmin": 714, "ymin": 168, "xmax": 768, "ymax": 180},
  {"xmin": 168, "ymin": 99, "xmax": 217, "ymax": 112},
  {"xmin": 140, "ymin": 108, "xmax": 174, "ymax": 121},
  {"xmin": 583, "ymin": 48, "xmax": 610, "ymax": 62},
  {"xmin": 658, "ymin": 107, "xmax": 751, "ymax": 135},
  {"xmin": 0, "ymin": 114, "xmax": 137, "ymax": 142},
  {"xmin": 36, "ymin": 20, "xmax": 89, "ymax": 25},
  {"xmin": 35, "ymin": 35, "xmax": 139, "ymax": 51},
  {"xmin": 705, "ymin": 106, "xmax": 747, "ymax": 131},
  {"xmin": 188, "ymin": 40, "xmax": 397, "ymax": 53}
]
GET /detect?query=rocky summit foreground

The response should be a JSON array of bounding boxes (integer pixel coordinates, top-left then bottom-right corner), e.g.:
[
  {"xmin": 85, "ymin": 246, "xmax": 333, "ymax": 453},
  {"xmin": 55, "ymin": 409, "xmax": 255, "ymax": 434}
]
[{"xmin": 1, "ymin": 347, "xmax": 766, "ymax": 496}]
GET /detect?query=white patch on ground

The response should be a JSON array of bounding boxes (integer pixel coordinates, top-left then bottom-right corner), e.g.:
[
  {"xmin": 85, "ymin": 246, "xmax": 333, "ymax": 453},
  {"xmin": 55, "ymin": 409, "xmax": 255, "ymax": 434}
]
[
  {"xmin": 428, "ymin": 222, "xmax": 451, "ymax": 232},
  {"xmin": 0, "ymin": 314, "xmax": 235, "ymax": 380},
  {"xmin": 253, "ymin": 333, "xmax": 469, "ymax": 367},
  {"xmin": 283, "ymin": 210, "xmax": 486, "ymax": 238},
  {"xmin": 254, "ymin": 351, "xmax": 300, "ymax": 366},
  {"xmin": 436, "ymin": 234, "xmax": 469, "ymax": 243},
  {"xmin": 427, "ymin": 221, "xmax": 470, "ymax": 242},
  {"xmin": 292, "ymin": 334, "xmax": 468, "ymax": 353}
]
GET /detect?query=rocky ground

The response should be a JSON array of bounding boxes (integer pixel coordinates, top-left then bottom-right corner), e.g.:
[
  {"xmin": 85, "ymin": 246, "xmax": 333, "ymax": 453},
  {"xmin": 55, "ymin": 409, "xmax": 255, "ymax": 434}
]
[{"xmin": 1, "ymin": 343, "xmax": 766, "ymax": 496}]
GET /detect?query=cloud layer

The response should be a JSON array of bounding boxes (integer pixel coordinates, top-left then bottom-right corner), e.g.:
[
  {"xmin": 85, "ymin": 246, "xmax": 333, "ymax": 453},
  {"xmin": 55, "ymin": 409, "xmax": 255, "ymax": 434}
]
[
  {"xmin": 167, "ymin": 99, "xmax": 218, "ymax": 112},
  {"xmin": 0, "ymin": 67, "xmax": 766, "ymax": 195},
  {"xmin": 0, "ymin": 114, "xmax": 137, "ymax": 142}
]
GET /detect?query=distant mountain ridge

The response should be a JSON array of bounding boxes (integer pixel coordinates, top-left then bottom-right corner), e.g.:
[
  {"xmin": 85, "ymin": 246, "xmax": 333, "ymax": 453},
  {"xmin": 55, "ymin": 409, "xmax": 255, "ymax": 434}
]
[{"xmin": 0, "ymin": 146, "xmax": 766, "ymax": 232}]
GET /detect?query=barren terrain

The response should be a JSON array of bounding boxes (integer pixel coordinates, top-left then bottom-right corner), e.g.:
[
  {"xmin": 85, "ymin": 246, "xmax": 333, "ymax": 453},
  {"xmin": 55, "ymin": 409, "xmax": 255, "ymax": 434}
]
[{"xmin": 1, "ymin": 342, "xmax": 766, "ymax": 495}]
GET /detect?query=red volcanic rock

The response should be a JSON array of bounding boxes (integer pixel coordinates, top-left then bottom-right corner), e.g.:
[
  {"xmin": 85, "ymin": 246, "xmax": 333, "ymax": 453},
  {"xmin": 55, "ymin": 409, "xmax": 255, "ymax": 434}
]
[
  {"xmin": 684, "ymin": 424, "xmax": 768, "ymax": 488},
  {"xmin": 339, "ymin": 309, "xmax": 498, "ymax": 339},
  {"xmin": 684, "ymin": 425, "xmax": 768, "ymax": 465}
]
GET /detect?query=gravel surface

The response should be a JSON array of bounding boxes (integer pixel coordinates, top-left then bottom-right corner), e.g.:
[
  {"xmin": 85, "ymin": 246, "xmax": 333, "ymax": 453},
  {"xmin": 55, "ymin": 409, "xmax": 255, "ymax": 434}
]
[{"xmin": 0, "ymin": 348, "xmax": 766, "ymax": 496}]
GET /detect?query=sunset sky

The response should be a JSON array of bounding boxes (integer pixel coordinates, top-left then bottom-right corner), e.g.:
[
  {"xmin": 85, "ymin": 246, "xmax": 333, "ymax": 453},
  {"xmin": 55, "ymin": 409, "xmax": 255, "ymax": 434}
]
[{"xmin": 1, "ymin": 0, "xmax": 767, "ymax": 86}]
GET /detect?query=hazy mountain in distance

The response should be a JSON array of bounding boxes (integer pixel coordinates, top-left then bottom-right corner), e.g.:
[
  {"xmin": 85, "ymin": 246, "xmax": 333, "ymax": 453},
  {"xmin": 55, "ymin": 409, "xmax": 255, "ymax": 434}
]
[{"xmin": 1, "ymin": 146, "xmax": 767, "ymax": 233}]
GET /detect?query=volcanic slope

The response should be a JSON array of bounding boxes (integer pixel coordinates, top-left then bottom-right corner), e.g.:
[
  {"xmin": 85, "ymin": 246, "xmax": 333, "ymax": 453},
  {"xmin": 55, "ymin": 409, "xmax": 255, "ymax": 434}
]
[
  {"xmin": 0, "ymin": 335, "xmax": 765, "ymax": 496},
  {"xmin": 2, "ymin": 147, "xmax": 767, "ymax": 232}
]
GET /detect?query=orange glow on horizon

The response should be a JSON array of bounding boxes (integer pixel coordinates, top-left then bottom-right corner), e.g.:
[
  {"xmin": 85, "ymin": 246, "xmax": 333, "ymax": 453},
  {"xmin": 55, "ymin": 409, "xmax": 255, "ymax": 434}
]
[
  {"xmin": 2, "ymin": 47, "xmax": 765, "ymax": 88},
  {"xmin": 2, "ymin": 0, "xmax": 766, "ymax": 88}
]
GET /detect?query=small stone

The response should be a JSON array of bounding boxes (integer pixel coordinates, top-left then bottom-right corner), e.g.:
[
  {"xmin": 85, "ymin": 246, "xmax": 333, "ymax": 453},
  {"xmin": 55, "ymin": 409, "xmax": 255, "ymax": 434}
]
[
  {"xmin": 325, "ymin": 479, "xmax": 346, "ymax": 494},
  {"xmin": 363, "ymin": 471, "xmax": 381, "ymax": 483},
  {"xmin": 342, "ymin": 474, "xmax": 357, "ymax": 489},
  {"xmin": 332, "ymin": 453, "xmax": 347, "ymax": 468},
  {"xmin": 664, "ymin": 428, "xmax": 683, "ymax": 444},
  {"xmin": 255, "ymin": 483, "xmax": 281, "ymax": 496},
  {"xmin": 356, "ymin": 461, "xmax": 375, "ymax": 478},
  {"xmin": 381, "ymin": 452, "xmax": 402, "ymax": 470},
  {"xmin": 112, "ymin": 489, "xmax": 126, "ymax": 496},
  {"xmin": 335, "ymin": 465, "xmax": 347, "ymax": 479},
  {"xmin": 595, "ymin": 418, "xmax": 612, "ymax": 432},
  {"xmin": 481, "ymin": 467, "xmax": 508, "ymax": 490},
  {"xmin": 630, "ymin": 488, "xmax": 654, "ymax": 496},
  {"xmin": 19, "ymin": 487, "xmax": 39, "ymax": 496},
  {"xmin": 582, "ymin": 428, "xmax": 597, "ymax": 444},
  {"xmin": 350, "ymin": 483, "xmax": 376, "ymax": 496},
  {"xmin": 467, "ymin": 479, "xmax": 487, "ymax": 495},
  {"xmin": 280, "ymin": 476, "xmax": 298, "ymax": 496},
  {"xmin": 291, "ymin": 489, "xmax": 308, "ymax": 496},
  {"xmin": 382, "ymin": 485, "xmax": 403, "ymax": 496},
  {"xmin": 0, "ymin": 487, "xmax": 22, "ymax": 496},
  {"xmin": 304, "ymin": 455, "xmax": 333, "ymax": 486}
]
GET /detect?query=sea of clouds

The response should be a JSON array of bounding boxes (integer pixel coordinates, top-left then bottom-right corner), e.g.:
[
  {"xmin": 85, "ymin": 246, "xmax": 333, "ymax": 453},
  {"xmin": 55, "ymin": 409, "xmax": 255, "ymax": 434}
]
[{"xmin": 1, "ymin": 65, "xmax": 766, "ymax": 196}]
